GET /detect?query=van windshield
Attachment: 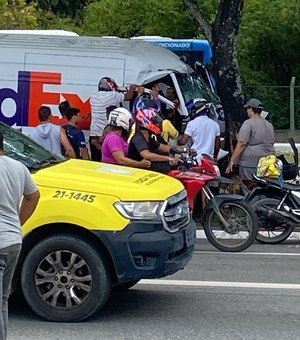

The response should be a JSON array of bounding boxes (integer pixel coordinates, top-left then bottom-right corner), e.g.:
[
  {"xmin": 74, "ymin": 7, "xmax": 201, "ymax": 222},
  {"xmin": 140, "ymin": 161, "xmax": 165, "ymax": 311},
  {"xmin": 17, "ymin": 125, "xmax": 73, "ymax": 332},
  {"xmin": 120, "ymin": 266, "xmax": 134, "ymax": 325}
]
[
  {"xmin": 0, "ymin": 122, "xmax": 64, "ymax": 170},
  {"xmin": 176, "ymin": 73, "xmax": 220, "ymax": 104}
]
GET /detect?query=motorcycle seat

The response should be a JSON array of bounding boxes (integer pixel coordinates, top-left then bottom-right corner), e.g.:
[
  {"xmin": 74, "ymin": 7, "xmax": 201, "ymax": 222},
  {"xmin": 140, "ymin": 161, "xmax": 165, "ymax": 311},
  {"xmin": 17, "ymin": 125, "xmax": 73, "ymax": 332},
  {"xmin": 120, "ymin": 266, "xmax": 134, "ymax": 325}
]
[{"xmin": 264, "ymin": 178, "xmax": 300, "ymax": 191}]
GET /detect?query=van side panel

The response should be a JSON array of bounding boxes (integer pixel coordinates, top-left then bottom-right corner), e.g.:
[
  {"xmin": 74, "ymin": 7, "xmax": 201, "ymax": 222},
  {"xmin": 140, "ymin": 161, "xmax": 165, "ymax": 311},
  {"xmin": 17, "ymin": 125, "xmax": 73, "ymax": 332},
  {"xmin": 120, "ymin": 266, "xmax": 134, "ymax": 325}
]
[
  {"xmin": 24, "ymin": 53, "xmax": 125, "ymax": 126},
  {"xmin": 0, "ymin": 35, "xmax": 190, "ymax": 129},
  {"xmin": 0, "ymin": 49, "xmax": 126, "ymax": 127}
]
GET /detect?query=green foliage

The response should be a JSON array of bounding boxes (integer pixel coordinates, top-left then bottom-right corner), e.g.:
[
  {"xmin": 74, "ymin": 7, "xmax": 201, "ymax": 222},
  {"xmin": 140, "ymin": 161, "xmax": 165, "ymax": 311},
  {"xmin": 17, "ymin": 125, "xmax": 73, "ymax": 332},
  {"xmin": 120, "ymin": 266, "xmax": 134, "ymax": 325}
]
[
  {"xmin": 239, "ymin": 0, "xmax": 300, "ymax": 128},
  {"xmin": 34, "ymin": 0, "xmax": 92, "ymax": 18},
  {"xmin": 0, "ymin": 0, "xmax": 38, "ymax": 29},
  {"xmin": 194, "ymin": 0, "xmax": 219, "ymax": 24},
  {"xmin": 83, "ymin": 0, "xmax": 199, "ymax": 38},
  {"xmin": 239, "ymin": 0, "xmax": 300, "ymax": 85},
  {"xmin": 36, "ymin": 9, "xmax": 84, "ymax": 34},
  {"xmin": 0, "ymin": 0, "xmax": 298, "ymax": 129}
]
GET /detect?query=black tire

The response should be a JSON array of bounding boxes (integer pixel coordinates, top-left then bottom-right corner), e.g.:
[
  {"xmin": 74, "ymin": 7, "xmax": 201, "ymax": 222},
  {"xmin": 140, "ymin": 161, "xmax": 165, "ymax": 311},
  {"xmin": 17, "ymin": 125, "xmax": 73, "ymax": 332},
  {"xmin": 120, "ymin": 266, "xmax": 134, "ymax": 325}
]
[
  {"xmin": 21, "ymin": 234, "xmax": 112, "ymax": 322},
  {"xmin": 113, "ymin": 280, "xmax": 140, "ymax": 292},
  {"xmin": 203, "ymin": 200, "xmax": 258, "ymax": 252},
  {"xmin": 252, "ymin": 198, "xmax": 294, "ymax": 244}
]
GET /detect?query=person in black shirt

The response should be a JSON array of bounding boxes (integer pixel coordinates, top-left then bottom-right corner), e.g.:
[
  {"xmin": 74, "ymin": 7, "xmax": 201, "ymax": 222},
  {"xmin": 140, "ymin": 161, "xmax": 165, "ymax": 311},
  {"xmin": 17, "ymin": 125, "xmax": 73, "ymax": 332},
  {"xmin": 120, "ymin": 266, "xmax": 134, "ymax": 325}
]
[{"xmin": 128, "ymin": 108, "xmax": 187, "ymax": 174}]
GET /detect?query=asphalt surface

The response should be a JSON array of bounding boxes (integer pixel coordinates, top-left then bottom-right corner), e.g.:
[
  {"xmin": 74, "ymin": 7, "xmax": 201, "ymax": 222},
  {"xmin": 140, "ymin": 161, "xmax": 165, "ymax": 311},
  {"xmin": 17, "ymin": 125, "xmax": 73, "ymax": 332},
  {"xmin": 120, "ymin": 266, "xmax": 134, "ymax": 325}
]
[{"xmin": 8, "ymin": 239, "xmax": 300, "ymax": 340}]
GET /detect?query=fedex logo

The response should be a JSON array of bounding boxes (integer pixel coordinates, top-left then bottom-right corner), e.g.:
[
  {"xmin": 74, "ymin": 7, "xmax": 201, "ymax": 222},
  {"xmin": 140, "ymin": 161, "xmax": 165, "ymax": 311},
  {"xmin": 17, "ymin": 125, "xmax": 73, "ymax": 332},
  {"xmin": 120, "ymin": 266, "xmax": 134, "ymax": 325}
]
[{"xmin": 0, "ymin": 71, "xmax": 91, "ymax": 127}]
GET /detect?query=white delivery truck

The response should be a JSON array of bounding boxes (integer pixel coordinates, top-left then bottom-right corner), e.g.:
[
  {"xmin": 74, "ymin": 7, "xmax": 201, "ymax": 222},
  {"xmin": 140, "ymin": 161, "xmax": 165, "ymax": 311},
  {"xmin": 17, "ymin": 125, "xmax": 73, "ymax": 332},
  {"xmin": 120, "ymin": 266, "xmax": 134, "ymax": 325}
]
[
  {"xmin": 0, "ymin": 33, "xmax": 224, "ymax": 134},
  {"xmin": 0, "ymin": 29, "xmax": 79, "ymax": 36}
]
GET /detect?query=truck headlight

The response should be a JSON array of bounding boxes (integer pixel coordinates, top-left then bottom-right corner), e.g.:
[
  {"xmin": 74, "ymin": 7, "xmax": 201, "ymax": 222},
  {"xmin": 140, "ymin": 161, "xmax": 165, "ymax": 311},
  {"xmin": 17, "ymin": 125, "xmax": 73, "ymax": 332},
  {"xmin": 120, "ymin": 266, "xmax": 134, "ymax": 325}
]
[{"xmin": 114, "ymin": 201, "xmax": 165, "ymax": 221}]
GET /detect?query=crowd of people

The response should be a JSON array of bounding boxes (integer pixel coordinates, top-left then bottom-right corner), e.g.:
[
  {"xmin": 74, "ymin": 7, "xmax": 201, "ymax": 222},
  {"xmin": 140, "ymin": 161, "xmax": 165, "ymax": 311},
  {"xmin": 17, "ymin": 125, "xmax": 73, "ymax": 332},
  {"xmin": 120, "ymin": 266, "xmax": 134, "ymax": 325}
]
[
  {"xmin": 28, "ymin": 76, "xmax": 224, "ymax": 176},
  {"xmin": 27, "ymin": 76, "xmax": 275, "ymax": 184},
  {"xmin": 0, "ymin": 76, "xmax": 276, "ymax": 338}
]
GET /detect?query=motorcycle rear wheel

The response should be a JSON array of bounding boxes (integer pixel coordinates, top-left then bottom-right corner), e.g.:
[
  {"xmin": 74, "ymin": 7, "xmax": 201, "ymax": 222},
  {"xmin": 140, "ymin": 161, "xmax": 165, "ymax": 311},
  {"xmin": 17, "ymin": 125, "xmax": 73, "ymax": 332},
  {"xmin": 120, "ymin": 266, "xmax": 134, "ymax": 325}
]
[
  {"xmin": 203, "ymin": 200, "xmax": 258, "ymax": 252},
  {"xmin": 252, "ymin": 198, "xmax": 294, "ymax": 244}
]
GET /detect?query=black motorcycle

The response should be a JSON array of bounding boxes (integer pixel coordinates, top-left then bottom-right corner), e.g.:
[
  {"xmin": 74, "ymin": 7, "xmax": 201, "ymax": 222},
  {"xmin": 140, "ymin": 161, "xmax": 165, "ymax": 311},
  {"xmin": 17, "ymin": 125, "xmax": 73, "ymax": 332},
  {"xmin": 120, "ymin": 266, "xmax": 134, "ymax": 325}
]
[{"xmin": 244, "ymin": 138, "xmax": 299, "ymax": 244}]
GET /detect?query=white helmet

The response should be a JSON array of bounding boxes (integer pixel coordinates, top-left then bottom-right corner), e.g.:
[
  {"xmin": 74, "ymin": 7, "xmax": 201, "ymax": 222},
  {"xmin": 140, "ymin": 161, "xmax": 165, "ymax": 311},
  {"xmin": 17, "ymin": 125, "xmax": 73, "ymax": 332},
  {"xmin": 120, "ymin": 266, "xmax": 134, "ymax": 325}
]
[{"xmin": 108, "ymin": 107, "xmax": 132, "ymax": 131}]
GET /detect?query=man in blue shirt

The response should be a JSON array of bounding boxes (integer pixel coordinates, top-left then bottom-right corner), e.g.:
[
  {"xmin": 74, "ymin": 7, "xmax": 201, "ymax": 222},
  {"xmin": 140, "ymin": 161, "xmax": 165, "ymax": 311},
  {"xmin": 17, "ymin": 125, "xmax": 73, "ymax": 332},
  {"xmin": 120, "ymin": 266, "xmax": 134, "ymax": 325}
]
[{"xmin": 63, "ymin": 107, "xmax": 90, "ymax": 160}]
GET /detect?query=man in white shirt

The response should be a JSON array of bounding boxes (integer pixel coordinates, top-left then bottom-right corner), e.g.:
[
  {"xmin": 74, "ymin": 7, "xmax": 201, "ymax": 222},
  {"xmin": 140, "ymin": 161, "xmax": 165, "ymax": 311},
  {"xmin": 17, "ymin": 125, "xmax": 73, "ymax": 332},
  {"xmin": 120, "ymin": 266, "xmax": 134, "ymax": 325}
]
[
  {"xmin": 89, "ymin": 77, "xmax": 136, "ymax": 161},
  {"xmin": 178, "ymin": 99, "xmax": 220, "ymax": 161}
]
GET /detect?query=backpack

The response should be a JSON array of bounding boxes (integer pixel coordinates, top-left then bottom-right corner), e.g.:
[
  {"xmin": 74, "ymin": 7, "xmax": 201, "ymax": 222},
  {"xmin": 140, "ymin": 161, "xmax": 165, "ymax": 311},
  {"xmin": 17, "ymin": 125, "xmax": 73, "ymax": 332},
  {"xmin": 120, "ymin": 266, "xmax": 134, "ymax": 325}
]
[{"xmin": 256, "ymin": 155, "xmax": 282, "ymax": 179}]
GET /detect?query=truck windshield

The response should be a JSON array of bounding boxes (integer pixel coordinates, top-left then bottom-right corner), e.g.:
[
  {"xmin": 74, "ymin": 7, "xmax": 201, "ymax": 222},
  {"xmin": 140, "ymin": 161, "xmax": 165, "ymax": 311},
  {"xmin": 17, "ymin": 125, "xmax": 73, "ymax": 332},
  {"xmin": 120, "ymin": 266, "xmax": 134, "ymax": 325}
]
[
  {"xmin": 0, "ymin": 122, "xmax": 64, "ymax": 170},
  {"xmin": 176, "ymin": 73, "xmax": 220, "ymax": 104}
]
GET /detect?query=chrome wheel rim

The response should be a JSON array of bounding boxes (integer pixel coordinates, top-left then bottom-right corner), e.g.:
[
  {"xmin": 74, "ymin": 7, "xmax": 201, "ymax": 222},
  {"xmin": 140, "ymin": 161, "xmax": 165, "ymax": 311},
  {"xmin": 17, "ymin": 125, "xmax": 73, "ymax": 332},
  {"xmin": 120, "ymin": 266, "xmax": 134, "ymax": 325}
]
[{"xmin": 35, "ymin": 250, "xmax": 92, "ymax": 309}]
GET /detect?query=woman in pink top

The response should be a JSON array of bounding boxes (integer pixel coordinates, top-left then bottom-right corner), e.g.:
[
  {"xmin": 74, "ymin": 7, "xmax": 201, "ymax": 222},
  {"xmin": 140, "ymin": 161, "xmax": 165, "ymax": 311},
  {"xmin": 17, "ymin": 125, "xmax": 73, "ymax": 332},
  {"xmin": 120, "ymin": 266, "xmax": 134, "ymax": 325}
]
[{"xmin": 101, "ymin": 108, "xmax": 150, "ymax": 168}]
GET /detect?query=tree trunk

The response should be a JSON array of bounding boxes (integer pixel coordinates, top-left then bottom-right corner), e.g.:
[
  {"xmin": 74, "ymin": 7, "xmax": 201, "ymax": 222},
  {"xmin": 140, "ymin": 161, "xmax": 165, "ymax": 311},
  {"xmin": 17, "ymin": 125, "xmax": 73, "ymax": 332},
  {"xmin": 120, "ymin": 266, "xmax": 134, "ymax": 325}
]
[
  {"xmin": 211, "ymin": 0, "xmax": 245, "ymax": 126},
  {"xmin": 183, "ymin": 0, "xmax": 246, "ymax": 149}
]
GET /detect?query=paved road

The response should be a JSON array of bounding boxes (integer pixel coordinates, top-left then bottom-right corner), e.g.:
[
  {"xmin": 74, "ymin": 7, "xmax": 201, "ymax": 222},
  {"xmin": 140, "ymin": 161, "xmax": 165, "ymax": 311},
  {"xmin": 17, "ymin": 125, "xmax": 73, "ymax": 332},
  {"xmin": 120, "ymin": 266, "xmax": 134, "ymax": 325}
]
[{"xmin": 8, "ymin": 239, "xmax": 300, "ymax": 340}]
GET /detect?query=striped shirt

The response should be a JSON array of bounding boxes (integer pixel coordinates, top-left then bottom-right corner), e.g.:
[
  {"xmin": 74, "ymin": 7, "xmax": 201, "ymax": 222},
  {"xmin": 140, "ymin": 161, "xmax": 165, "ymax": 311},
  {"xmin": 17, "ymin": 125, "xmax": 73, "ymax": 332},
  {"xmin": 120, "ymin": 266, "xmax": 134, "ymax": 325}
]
[{"xmin": 90, "ymin": 91, "xmax": 125, "ymax": 136}]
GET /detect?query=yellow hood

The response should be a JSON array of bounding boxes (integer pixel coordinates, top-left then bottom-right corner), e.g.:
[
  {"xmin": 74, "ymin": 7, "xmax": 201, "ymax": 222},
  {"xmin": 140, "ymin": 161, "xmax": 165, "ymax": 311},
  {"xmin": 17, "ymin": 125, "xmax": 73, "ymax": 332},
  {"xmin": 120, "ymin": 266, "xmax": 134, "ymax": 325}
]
[{"xmin": 32, "ymin": 159, "xmax": 184, "ymax": 201}]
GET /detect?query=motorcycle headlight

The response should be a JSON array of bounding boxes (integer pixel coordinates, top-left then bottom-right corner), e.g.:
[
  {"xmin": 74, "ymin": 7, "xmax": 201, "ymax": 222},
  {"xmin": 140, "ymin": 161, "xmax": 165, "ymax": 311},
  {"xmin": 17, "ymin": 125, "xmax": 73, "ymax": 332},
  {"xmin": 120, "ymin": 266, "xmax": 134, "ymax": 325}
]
[{"xmin": 114, "ymin": 201, "xmax": 165, "ymax": 221}]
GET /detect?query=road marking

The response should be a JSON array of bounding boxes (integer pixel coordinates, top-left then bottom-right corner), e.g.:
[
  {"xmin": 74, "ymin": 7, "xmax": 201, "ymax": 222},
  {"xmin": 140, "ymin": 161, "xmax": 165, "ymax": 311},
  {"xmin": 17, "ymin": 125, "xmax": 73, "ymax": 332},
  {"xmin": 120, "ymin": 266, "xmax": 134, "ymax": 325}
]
[
  {"xmin": 196, "ymin": 251, "xmax": 300, "ymax": 256},
  {"xmin": 139, "ymin": 279, "xmax": 300, "ymax": 290}
]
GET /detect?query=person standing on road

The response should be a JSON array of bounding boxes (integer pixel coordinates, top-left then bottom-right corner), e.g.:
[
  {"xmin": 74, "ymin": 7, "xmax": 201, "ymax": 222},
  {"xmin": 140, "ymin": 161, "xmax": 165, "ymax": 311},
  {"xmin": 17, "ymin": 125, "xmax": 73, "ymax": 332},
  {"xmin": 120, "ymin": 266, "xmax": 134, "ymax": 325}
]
[
  {"xmin": 178, "ymin": 99, "xmax": 220, "ymax": 161},
  {"xmin": 29, "ymin": 106, "xmax": 76, "ymax": 158},
  {"xmin": 165, "ymin": 87, "xmax": 182, "ymax": 133},
  {"xmin": 225, "ymin": 98, "xmax": 275, "ymax": 194},
  {"xmin": 55, "ymin": 100, "xmax": 70, "ymax": 126},
  {"xmin": 0, "ymin": 131, "xmax": 40, "ymax": 340},
  {"xmin": 89, "ymin": 77, "xmax": 136, "ymax": 161},
  {"xmin": 161, "ymin": 108, "xmax": 179, "ymax": 143},
  {"xmin": 50, "ymin": 100, "xmax": 70, "ymax": 126},
  {"xmin": 63, "ymin": 107, "xmax": 90, "ymax": 160}
]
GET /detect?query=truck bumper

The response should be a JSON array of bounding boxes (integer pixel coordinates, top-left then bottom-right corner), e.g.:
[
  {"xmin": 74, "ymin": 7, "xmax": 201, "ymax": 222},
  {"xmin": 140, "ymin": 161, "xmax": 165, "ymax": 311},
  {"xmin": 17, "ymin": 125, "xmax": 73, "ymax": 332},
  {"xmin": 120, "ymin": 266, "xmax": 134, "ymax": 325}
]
[{"xmin": 92, "ymin": 218, "xmax": 196, "ymax": 283}]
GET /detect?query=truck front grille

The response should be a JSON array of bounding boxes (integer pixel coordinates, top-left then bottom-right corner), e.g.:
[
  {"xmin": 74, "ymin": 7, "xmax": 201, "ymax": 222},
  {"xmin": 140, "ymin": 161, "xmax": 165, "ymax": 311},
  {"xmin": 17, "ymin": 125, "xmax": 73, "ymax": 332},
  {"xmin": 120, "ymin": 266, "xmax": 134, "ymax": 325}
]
[{"xmin": 162, "ymin": 190, "xmax": 190, "ymax": 233}]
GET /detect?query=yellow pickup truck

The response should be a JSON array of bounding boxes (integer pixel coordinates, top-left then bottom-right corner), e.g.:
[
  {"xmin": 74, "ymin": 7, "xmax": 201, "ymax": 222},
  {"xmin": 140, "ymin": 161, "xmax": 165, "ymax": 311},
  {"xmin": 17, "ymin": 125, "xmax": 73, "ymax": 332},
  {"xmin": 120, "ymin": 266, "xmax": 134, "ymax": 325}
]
[{"xmin": 0, "ymin": 122, "xmax": 195, "ymax": 322}]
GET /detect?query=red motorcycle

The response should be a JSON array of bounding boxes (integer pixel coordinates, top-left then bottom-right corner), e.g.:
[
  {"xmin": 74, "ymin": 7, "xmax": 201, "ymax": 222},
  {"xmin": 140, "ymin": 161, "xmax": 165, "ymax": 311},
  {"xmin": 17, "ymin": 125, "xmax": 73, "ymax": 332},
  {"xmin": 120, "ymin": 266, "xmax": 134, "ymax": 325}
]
[{"xmin": 168, "ymin": 154, "xmax": 258, "ymax": 252}]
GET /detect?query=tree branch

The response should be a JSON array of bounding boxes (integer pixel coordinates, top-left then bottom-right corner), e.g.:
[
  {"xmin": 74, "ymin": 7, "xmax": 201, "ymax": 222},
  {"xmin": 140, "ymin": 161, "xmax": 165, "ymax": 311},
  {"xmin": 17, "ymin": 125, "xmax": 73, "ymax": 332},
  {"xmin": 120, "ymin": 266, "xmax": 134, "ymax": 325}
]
[{"xmin": 183, "ymin": 0, "xmax": 212, "ymax": 43}]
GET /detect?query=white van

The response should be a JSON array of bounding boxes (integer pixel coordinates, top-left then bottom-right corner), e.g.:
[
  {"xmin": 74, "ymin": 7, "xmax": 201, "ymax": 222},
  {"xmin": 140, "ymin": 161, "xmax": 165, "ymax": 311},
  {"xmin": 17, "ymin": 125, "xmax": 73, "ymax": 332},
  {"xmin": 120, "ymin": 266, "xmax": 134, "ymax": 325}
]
[
  {"xmin": 0, "ymin": 30, "xmax": 79, "ymax": 36},
  {"xmin": 0, "ymin": 34, "xmax": 223, "ymax": 134}
]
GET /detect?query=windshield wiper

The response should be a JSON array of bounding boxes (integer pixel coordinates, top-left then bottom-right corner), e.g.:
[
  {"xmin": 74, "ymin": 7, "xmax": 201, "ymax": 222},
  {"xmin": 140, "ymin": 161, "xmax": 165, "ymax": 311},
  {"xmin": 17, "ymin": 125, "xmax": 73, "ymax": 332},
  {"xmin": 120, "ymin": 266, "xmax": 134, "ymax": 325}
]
[
  {"xmin": 26, "ymin": 157, "xmax": 64, "ymax": 171},
  {"xmin": 38, "ymin": 157, "xmax": 66, "ymax": 167},
  {"xmin": 41, "ymin": 154, "xmax": 66, "ymax": 164}
]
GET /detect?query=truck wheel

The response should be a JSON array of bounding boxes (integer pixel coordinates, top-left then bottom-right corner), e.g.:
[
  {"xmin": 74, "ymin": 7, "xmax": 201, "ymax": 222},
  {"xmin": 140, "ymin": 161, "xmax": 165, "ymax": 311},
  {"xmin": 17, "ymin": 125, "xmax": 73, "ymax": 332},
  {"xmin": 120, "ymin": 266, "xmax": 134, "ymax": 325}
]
[{"xmin": 21, "ymin": 234, "xmax": 112, "ymax": 322}]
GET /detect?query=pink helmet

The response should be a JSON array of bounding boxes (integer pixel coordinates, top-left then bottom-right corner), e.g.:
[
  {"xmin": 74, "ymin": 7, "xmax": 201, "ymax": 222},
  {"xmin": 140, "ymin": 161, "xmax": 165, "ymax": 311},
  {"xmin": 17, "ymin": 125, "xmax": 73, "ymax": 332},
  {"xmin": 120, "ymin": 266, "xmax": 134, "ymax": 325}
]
[{"xmin": 135, "ymin": 108, "xmax": 163, "ymax": 134}]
